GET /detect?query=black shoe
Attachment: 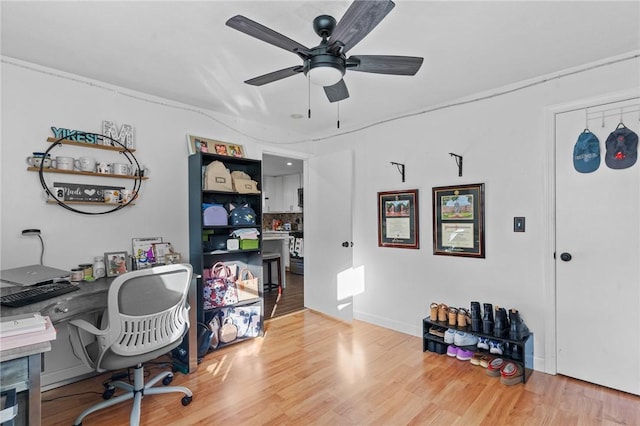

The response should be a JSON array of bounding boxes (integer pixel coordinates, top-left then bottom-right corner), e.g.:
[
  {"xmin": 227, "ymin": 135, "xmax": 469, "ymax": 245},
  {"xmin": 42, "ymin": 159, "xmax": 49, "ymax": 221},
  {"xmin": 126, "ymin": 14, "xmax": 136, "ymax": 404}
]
[
  {"xmin": 509, "ymin": 308, "xmax": 530, "ymax": 340},
  {"xmin": 511, "ymin": 344, "xmax": 522, "ymax": 360},
  {"xmin": 470, "ymin": 301, "xmax": 482, "ymax": 332},
  {"xmin": 493, "ymin": 307, "xmax": 509, "ymax": 338},
  {"xmin": 482, "ymin": 303, "xmax": 494, "ymax": 335}
]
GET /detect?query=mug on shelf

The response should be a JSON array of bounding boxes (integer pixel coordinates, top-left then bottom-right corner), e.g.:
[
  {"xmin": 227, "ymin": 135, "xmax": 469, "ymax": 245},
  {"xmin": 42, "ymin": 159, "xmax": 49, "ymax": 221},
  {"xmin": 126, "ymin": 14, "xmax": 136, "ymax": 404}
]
[
  {"xmin": 96, "ymin": 162, "xmax": 111, "ymax": 174},
  {"xmin": 134, "ymin": 165, "xmax": 150, "ymax": 177},
  {"xmin": 120, "ymin": 189, "xmax": 136, "ymax": 203},
  {"xmin": 52, "ymin": 156, "xmax": 75, "ymax": 171},
  {"xmin": 103, "ymin": 189, "xmax": 121, "ymax": 204},
  {"xmin": 75, "ymin": 156, "xmax": 96, "ymax": 172},
  {"xmin": 26, "ymin": 152, "xmax": 52, "ymax": 168},
  {"xmin": 111, "ymin": 163, "xmax": 131, "ymax": 176}
]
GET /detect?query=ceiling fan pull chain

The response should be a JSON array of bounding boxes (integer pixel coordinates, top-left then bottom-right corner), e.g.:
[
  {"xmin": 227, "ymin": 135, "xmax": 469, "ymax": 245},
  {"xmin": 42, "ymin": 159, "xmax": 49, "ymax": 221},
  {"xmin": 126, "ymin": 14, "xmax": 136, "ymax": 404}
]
[
  {"xmin": 337, "ymin": 102, "xmax": 340, "ymax": 129},
  {"xmin": 308, "ymin": 74, "xmax": 312, "ymax": 119}
]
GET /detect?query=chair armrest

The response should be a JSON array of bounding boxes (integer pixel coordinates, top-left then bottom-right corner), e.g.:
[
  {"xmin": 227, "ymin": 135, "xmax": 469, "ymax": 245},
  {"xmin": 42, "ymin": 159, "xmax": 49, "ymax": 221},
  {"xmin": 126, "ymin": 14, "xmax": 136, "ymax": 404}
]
[
  {"xmin": 67, "ymin": 318, "xmax": 108, "ymax": 370},
  {"xmin": 69, "ymin": 318, "xmax": 107, "ymax": 336}
]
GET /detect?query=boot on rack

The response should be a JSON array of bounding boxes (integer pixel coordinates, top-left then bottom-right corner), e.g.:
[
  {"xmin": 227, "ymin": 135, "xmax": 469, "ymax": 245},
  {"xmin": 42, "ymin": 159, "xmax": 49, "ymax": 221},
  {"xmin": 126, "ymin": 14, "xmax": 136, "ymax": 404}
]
[
  {"xmin": 509, "ymin": 308, "xmax": 530, "ymax": 340},
  {"xmin": 470, "ymin": 301, "xmax": 482, "ymax": 332},
  {"xmin": 483, "ymin": 303, "xmax": 494, "ymax": 335},
  {"xmin": 493, "ymin": 306, "xmax": 509, "ymax": 338}
]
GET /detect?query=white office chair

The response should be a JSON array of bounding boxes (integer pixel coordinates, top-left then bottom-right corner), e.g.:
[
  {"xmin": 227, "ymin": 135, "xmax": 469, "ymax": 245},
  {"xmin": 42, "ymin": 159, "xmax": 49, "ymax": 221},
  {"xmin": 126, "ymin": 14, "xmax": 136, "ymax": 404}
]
[{"xmin": 68, "ymin": 263, "xmax": 194, "ymax": 426}]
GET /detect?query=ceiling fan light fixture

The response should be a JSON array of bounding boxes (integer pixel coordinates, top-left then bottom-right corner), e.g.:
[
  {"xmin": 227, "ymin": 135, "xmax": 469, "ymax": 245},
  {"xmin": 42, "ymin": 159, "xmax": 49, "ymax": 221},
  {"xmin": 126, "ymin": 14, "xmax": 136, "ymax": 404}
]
[{"xmin": 307, "ymin": 66, "xmax": 343, "ymax": 86}]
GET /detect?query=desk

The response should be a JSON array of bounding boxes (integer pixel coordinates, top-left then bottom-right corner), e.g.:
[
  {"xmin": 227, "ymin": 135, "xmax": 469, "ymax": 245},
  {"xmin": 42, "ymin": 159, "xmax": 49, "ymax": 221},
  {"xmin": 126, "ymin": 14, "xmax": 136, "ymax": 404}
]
[
  {"xmin": 0, "ymin": 274, "xmax": 198, "ymax": 413},
  {"xmin": 0, "ymin": 341, "xmax": 50, "ymax": 426}
]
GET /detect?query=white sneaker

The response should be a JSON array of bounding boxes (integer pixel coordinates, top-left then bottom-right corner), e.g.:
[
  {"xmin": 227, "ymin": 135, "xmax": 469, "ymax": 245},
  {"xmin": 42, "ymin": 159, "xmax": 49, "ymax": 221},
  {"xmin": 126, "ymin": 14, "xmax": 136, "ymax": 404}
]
[
  {"xmin": 477, "ymin": 337, "xmax": 490, "ymax": 350},
  {"xmin": 489, "ymin": 340, "xmax": 504, "ymax": 355},
  {"xmin": 454, "ymin": 331, "xmax": 479, "ymax": 347},
  {"xmin": 444, "ymin": 329, "xmax": 456, "ymax": 344}
]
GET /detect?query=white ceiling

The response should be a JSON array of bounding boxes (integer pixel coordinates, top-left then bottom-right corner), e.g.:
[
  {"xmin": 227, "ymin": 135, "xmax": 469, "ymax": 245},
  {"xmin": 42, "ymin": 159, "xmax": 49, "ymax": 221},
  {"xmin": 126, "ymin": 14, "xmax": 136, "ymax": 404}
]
[{"xmin": 2, "ymin": 1, "xmax": 639, "ymax": 143}]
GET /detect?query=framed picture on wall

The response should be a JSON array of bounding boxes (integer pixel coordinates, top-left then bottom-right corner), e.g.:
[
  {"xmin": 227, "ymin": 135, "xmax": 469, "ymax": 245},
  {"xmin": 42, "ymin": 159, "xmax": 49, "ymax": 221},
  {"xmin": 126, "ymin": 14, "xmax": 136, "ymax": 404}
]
[
  {"xmin": 187, "ymin": 134, "xmax": 245, "ymax": 158},
  {"xmin": 377, "ymin": 189, "xmax": 419, "ymax": 249},
  {"xmin": 432, "ymin": 183, "xmax": 485, "ymax": 258}
]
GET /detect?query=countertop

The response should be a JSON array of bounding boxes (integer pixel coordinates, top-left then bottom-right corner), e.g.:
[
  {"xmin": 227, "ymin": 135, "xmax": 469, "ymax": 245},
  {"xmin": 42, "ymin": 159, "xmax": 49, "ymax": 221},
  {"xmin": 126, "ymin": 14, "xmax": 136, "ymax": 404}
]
[{"xmin": 262, "ymin": 231, "xmax": 291, "ymax": 240}]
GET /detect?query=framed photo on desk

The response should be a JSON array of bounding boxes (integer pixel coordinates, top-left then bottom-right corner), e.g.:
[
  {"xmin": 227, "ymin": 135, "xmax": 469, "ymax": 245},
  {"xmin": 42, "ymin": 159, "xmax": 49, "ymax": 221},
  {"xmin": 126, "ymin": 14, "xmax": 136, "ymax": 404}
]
[{"xmin": 104, "ymin": 251, "xmax": 129, "ymax": 277}]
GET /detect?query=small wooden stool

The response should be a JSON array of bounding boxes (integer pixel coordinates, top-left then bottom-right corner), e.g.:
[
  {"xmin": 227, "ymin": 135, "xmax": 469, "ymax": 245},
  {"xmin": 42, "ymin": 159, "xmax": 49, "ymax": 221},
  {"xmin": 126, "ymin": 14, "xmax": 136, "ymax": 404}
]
[{"xmin": 262, "ymin": 252, "xmax": 281, "ymax": 292}]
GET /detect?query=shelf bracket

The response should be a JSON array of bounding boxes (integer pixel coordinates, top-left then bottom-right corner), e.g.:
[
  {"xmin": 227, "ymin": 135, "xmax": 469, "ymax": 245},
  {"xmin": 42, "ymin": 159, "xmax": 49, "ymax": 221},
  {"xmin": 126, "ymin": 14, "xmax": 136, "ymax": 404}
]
[
  {"xmin": 449, "ymin": 153, "xmax": 463, "ymax": 177},
  {"xmin": 390, "ymin": 162, "xmax": 405, "ymax": 182}
]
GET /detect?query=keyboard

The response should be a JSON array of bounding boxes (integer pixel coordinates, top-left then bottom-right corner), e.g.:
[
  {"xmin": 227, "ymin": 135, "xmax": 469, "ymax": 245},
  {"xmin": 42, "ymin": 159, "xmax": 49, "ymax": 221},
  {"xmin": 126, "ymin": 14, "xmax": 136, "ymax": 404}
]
[{"xmin": 1, "ymin": 281, "xmax": 79, "ymax": 307}]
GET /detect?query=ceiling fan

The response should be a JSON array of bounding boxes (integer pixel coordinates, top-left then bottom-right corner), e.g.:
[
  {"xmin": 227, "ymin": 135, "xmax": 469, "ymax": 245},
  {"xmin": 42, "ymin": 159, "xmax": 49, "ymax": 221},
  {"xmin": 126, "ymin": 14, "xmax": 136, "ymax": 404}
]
[{"xmin": 226, "ymin": 0, "xmax": 423, "ymax": 103}]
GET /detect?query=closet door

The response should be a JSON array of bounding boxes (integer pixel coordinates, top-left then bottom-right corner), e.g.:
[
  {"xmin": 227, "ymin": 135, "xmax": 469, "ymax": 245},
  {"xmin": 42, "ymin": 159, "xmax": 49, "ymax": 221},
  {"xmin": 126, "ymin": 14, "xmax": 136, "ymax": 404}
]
[
  {"xmin": 555, "ymin": 97, "xmax": 639, "ymax": 395},
  {"xmin": 305, "ymin": 150, "xmax": 354, "ymax": 322}
]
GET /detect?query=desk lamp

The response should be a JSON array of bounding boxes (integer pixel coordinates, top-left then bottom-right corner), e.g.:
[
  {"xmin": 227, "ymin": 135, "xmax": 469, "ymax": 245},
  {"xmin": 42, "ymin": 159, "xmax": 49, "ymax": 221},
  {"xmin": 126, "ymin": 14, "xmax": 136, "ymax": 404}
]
[{"xmin": 22, "ymin": 228, "xmax": 45, "ymax": 265}]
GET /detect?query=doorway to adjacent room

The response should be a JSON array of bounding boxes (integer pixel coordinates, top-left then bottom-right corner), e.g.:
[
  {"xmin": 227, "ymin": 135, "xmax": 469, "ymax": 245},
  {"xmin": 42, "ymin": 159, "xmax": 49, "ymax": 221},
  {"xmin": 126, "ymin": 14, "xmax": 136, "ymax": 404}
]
[{"xmin": 262, "ymin": 153, "xmax": 305, "ymax": 319}]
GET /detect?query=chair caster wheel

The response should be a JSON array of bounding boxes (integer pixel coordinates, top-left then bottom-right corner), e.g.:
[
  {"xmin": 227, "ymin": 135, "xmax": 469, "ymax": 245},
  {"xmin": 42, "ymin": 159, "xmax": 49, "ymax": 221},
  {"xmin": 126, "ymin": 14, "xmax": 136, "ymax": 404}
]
[
  {"xmin": 162, "ymin": 374, "xmax": 174, "ymax": 386},
  {"xmin": 102, "ymin": 385, "xmax": 115, "ymax": 400},
  {"xmin": 181, "ymin": 395, "xmax": 193, "ymax": 406}
]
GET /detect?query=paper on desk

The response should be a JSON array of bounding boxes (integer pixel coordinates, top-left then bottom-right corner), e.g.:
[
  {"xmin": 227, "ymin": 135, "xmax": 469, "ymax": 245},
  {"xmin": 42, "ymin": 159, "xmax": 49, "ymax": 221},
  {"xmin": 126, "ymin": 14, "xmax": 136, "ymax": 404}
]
[
  {"xmin": 0, "ymin": 316, "xmax": 56, "ymax": 351},
  {"xmin": 0, "ymin": 312, "xmax": 46, "ymax": 337}
]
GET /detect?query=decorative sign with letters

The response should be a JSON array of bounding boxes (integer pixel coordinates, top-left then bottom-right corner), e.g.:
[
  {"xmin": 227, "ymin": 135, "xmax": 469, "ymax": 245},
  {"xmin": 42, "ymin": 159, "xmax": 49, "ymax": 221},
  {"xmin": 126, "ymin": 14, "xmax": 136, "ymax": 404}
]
[
  {"xmin": 53, "ymin": 182, "xmax": 125, "ymax": 202},
  {"xmin": 102, "ymin": 121, "xmax": 134, "ymax": 149},
  {"xmin": 50, "ymin": 121, "xmax": 135, "ymax": 149}
]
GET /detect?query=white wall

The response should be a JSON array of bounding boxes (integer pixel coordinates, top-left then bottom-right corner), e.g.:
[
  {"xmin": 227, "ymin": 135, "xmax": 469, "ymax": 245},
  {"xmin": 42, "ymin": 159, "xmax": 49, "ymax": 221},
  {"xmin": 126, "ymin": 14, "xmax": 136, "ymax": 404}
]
[
  {"xmin": 2, "ymin": 54, "xmax": 638, "ymax": 374},
  {"xmin": 0, "ymin": 59, "xmax": 282, "ymax": 271},
  {"xmin": 292, "ymin": 54, "xmax": 640, "ymax": 371}
]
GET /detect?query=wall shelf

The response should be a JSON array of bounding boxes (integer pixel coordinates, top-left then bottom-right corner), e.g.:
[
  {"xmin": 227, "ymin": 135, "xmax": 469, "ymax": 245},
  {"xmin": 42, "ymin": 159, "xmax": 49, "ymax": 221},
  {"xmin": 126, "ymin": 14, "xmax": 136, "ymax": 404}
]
[
  {"xmin": 45, "ymin": 200, "xmax": 135, "ymax": 206},
  {"xmin": 46, "ymin": 137, "xmax": 136, "ymax": 153},
  {"xmin": 27, "ymin": 167, "xmax": 148, "ymax": 180}
]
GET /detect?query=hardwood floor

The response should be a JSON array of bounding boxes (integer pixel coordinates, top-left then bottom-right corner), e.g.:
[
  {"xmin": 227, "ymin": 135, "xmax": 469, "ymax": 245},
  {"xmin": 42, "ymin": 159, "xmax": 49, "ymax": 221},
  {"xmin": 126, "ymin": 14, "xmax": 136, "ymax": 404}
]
[
  {"xmin": 42, "ymin": 310, "xmax": 639, "ymax": 425},
  {"xmin": 263, "ymin": 271, "xmax": 304, "ymax": 319}
]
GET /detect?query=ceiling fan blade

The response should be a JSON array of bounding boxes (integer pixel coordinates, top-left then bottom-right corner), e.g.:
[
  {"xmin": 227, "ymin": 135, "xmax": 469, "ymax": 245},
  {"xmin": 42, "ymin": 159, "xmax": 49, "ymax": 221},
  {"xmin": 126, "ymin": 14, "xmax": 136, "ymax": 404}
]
[
  {"xmin": 328, "ymin": 0, "xmax": 395, "ymax": 54},
  {"xmin": 245, "ymin": 66, "xmax": 304, "ymax": 86},
  {"xmin": 347, "ymin": 55, "xmax": 423, "ymax": 75},
  {"xmin": 226, "ymin": 15, "xmax": 310, "ymax": 56},
  {"xmin": 324, "ymin": 79, "xmax": 350, "ymax": 103}
]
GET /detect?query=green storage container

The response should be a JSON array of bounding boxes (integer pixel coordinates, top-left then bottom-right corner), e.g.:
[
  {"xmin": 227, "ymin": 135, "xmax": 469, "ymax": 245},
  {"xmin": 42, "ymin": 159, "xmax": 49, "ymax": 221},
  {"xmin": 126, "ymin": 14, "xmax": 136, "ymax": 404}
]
[{"xmin": 239, "ymin": 239, "xmax": 259, "ymax": 250}]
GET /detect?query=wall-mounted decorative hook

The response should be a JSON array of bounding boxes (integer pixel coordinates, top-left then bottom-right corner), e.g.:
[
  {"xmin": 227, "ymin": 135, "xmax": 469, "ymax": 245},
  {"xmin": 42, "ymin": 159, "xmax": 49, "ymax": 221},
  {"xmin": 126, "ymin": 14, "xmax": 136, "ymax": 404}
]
[
  {"xmin": 449, "ymin": 153, "xmax": 463, "ymax": 177},
  {"xmin": 390, "ymin": 162, "xmax": 405, "ymax": 182}
]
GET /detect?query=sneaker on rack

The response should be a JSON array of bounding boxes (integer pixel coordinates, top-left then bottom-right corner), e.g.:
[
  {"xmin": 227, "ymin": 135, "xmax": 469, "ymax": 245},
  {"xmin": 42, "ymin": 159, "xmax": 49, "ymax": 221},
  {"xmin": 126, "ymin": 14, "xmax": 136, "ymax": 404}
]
[
  {"xmin": 444, "ymin": 329, "xmax": 456, "ymax": 344},
  {"xmin": 470, "ymin": 352, "xmax": 485, "ymax": 366},
  {"xmin": 489, "ymin": 340, "xmax": 504, "ymax": 355},
  {"xmin": 446, "ymin": 345, "xmax": 459, "ymax": 357},
  {"xmin": 428, "ymin": 326, "xmax": 446, "ymax": 338},
  {"xmin": 454, "ymin": 331, "xmax": 479, "ymax": 347},
  {"xmin": 477, "ymin": 337, "xmax": 490, "ymax": 350},
  {"xmin": 456, "ymin": 348, "xmax": 474, "ymax": 361},
  {"xmin": 479, "ymin": 355, "xmax": 493, "ymax": 368}
]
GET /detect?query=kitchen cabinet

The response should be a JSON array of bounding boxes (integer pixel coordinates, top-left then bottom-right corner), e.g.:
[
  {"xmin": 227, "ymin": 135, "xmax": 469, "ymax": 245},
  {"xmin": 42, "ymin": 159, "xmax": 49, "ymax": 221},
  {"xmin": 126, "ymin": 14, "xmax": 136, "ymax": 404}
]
[
  {"xmin": 264, "ymin": 173, "xmax": 302, "ymax": 213},
  {"xmin": 263, "ymin": 176, "xmax": 283, "ymax": 213},
  {"xmin": 282, "ymin": 173, "xmax": 302, "ymax": 213}
]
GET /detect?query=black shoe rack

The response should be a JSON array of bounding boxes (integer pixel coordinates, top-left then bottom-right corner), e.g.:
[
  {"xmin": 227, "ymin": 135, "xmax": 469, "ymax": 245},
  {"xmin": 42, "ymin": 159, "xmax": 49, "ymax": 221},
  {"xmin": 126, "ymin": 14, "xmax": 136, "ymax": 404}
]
[{"xmin": 422, "ymin": 316, "xmax": 534, "ymax": 384}]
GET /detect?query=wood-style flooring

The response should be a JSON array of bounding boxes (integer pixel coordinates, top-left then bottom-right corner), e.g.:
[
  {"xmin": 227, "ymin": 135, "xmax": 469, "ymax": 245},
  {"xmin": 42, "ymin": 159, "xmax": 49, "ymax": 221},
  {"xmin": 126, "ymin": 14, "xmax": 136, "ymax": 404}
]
[
  {"xmin": 42, "ymin": 310, "xmax": 639, "ymax": 425},
  {"xmin": 264, "ymin": 271, "xmax": 304, "ymax": 319}
]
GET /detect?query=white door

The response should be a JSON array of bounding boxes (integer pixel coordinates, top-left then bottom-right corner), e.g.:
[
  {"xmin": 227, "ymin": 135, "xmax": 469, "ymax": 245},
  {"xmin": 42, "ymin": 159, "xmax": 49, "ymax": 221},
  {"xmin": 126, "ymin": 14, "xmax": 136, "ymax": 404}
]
[
  {"xmin": 555, "ymin": 98, "xmax": 640, "ymax": 395},
  {"xmin": 305, "ymin": 150, "xmax": 354, "ymax": 321}
]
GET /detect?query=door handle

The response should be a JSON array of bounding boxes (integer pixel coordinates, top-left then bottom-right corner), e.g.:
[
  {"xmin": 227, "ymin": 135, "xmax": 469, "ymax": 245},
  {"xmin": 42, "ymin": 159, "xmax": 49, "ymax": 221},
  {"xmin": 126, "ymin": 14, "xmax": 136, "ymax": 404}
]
[
  {"xmin": 341, "ymin": 241, "xmax": 353, "ymax": 248},
  {"xmin": 560, "ymin": 252, "xmax": 572, "ymax": 262}
]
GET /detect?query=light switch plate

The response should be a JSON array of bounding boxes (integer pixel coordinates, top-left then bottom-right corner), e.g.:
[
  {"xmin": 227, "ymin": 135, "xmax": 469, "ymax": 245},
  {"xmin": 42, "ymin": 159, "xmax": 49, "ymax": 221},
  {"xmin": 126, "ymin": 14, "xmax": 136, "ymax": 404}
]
[{"xmin": 514, "ymin": 217, "xmax": 525, "ymax": 232}]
